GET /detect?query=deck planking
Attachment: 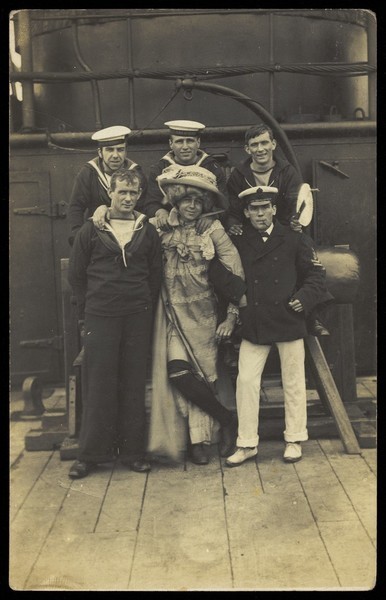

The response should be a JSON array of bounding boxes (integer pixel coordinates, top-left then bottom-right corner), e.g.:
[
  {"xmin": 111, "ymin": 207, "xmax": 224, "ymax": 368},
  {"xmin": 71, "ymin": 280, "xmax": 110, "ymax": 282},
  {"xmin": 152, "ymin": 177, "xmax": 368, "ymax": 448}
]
[{"xmin": 9, "ymin": 380, "xmax": 377, "ymax": 591}]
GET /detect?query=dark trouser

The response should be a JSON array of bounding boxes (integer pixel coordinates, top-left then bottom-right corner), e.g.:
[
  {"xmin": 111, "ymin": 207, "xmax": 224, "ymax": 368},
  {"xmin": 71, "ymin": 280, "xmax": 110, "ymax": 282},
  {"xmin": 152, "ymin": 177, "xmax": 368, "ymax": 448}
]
[{"xmin": 78, "ymin": 310, "xmax": 152, "ymax": 464}]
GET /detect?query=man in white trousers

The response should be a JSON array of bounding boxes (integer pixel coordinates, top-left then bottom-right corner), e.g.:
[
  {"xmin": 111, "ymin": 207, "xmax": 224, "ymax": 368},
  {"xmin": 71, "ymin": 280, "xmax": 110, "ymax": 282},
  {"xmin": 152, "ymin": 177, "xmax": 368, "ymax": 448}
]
[{"xmin": 226, "ymin": 185, "xmax": 332, "ymax": 466}]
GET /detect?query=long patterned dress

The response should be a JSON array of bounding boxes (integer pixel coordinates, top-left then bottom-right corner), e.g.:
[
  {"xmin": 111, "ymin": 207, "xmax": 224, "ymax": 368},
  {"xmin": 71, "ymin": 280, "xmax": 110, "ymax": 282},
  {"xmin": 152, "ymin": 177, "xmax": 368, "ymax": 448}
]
[{"xmin": 148, "ymin": 209, "xmax": 244, "ymax": 458}]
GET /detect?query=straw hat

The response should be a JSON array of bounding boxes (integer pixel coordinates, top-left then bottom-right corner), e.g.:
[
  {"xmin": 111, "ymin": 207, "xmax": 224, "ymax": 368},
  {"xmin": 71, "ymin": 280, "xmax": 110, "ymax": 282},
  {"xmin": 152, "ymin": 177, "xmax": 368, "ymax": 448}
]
[{"xmin": 157, "ymin": 165, "xmax": 224, "ymax": 199}]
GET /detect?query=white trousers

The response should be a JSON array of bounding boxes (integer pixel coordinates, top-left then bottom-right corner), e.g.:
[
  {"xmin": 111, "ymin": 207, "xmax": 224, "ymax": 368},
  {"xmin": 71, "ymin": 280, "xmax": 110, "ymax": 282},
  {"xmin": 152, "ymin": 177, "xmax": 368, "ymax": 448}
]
[{"xmin": 236, "ymin": 338, "xmax": 309, "ymax": 447}]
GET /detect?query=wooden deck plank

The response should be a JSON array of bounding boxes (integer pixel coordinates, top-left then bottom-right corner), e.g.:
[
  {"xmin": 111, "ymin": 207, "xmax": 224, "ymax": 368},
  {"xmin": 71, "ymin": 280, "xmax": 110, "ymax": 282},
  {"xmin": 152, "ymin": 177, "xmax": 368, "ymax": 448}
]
[
  {"xmin": 10, "ymin": 450, "xmax": 52, "ymax": 521},
  {"xmin": 293, "ymin": 442, "xmax": 376, "ymax": 587},
  {"xmin": 10, "ymin": 452, "xmax": 72, "ymax": 590},
  {"xmin": 96, "ymin": 464, "xmax": 147, "ymax": 533},
  {"xmin": 10, "ymin": 421, "xmax": 42, "ymax": 465},
  {"xmin": 222, "ymin": 452, "xmax": 338, "ymax": 589},
  {"xmin": 294, "ymin": 441, "xmax": 360, "ymax": 522},
  {"xmin": 10, "ymin": 507, "xmax": 65, "ymax": 591},
  {"xmin": 9, "ymin": 393, "xmax": 377, "ymax": 593},
  {"xmin": 317, "ymin": 521, "xmax": 376, "ymax": 590},
  {"xmin": 220, "ymin": 447, "xmax": 266, "ymax": 589},
  {"xmin": 318, "ymin": 439, "xmax": 377, "ymax": 543},
  {"xmin": 256, "ymin": 440, "xmax": 305, "ymax": 495},
  {"xmin": 49, "ymin": 463, "xmax": 114, "ymax": 535},
  {"xmin": 16, "ymin": 452, "xmax": 72, "ymax": 509},
  {"xmin": 23, "ymin": 460, "xmax": 139, "ymax": 590},
  {"xmin": 129, "ymin": 448, "xmax": 232, "ymax": 590},
  {"xmin": 15, "ymin": 459, "xmax": 114, "ymax": 588},
  {"xmin": 361, "ymin": 448, "xmax": 377, "ymax": 476},
  {"xmin": 232, "ymin": 518, "xmax": 339, "ymax": 590},
  {"xmin": 25, "ymin": 532, "xmax": 136, "ymax": 591}
]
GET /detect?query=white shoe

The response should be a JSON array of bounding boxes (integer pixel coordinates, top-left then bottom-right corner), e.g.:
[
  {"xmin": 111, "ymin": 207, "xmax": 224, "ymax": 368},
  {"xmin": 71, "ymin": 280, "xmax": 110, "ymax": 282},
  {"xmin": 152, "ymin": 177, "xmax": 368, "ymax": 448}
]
[
  {"xmin": 283, "ymin": 442, "xmax": 302, "ymax": 463},
  {"xmin": 226, "ymin": 446, "xmax": 257, "ymax": 467}
]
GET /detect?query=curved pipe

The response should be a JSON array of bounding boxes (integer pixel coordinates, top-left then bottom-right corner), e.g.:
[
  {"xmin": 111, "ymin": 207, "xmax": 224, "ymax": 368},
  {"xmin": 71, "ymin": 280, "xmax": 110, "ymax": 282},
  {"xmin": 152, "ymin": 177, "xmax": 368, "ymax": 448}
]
[
  {"xmin": 177, "ymin": 78, "xmax": 302, "ymax": 175},
  {"xmin": 9, "ymin": 122, "xmax": 376, "ymax": 149}
]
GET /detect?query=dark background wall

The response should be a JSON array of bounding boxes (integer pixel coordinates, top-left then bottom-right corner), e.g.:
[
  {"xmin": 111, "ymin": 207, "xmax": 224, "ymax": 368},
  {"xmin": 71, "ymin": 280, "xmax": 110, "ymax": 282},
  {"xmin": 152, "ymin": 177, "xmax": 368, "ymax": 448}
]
[{"xmin": 9, "ymin": 9, "xmax": 376, "ymax": 385}]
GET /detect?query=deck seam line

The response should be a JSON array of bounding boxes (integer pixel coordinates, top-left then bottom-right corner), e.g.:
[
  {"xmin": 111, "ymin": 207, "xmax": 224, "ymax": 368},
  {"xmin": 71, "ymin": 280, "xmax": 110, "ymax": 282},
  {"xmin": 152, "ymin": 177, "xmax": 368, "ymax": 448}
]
[
  {"xmin": 219, "ymin": 448, "xmax": 235, "ymax": 588},
  {"xmin": 294, "ymin": 445, "xmax": 342, "ymax": 587},
  {"xmin": 126, "ymin": 471, "xmax": 150, "ymax": 589},
  {"xmin": 23, "ymin": 452, "xmax": 71, "ymax": 590},
  {"xmin": 93, "ymin": 460, "xmax": 116, "ymax": 533},
  {"xmin": 11, "ymin": 450, "xmax": 54, "ymax": 523},
  {"xmin": 362, "ymin": 453, "xmax": 377, "ymax": 476},
  {"xmin": 319, "ymin": 441, "xmax": 376, "ymax": 548}
]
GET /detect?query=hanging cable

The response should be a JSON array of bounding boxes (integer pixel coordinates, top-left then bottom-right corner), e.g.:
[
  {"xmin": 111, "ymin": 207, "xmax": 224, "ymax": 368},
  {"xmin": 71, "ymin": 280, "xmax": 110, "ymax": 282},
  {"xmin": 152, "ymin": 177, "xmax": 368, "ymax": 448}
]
[
  {"xmin": 127, "ymin": 86, "xmax": 181, "ymax": 140},
  {"xmin": 10, "ymin": 61, "xmax": 376, "ymax": 84},
  {"xmin": 42, "ymin": 87, "xmax": 181, "ymax": 151},
  {"xmin": 71, "ymin": 21, "xmax": 103, "ymax": 129}
]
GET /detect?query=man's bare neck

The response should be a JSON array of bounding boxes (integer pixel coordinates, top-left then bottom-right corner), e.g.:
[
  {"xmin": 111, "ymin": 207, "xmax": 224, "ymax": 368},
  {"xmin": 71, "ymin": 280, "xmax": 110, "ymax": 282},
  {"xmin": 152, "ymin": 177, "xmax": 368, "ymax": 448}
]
[
  {"xmin": 174, "ymin": 156, "xmax": 199, "ymax": 166},
  {"xmin": 110, "ymin": 212, "xmax": 135, "ymax": 221}
]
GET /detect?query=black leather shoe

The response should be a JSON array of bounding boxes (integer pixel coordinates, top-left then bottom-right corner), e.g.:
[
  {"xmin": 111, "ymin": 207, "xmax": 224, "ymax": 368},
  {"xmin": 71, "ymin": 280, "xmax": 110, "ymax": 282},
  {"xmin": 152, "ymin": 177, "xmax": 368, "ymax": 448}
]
[
  {"xmin": 190, "ymin": 443, "xmax": 209, "ymax": 465},
  {"xmin": 219, "ymin": 414, "xmax": 238, "ymax": 457},
  {"xmin": 309, "ymin": 318, "xmax": 330, "ymax": 336},
  {"xmin": 122, "ymin": 458, "xmax": 151, "ymax": 473},
  {"xmin": 69, "ymin": 460, "xmax": 93, "ymax": 479}
]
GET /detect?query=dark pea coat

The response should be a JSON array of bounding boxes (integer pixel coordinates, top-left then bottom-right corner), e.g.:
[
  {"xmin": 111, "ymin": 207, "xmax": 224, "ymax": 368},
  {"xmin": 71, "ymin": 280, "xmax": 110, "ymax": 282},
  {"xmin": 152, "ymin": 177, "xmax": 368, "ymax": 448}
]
[
  {"xmin": 233, "ymin": 221, "xmax": 333, "ymax": 345},
  {"xmin": 226, "ymin": 155, "xmax": 302, "ymax": 227}
]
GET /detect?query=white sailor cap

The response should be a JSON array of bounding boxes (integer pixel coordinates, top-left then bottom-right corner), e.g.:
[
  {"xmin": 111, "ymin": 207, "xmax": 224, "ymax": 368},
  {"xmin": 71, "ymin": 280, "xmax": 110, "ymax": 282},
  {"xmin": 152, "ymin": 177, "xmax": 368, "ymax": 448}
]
[
  {"xmin": 164, "ymin": 120, "xmax": 205, "ymax": 136},
  {"xmin": 238, "ymin": 186, "xmax": 278, "ymax": 205},
  {"xmin": 91, "ymin": 125, "xmax": 131, "ymax": 147}
]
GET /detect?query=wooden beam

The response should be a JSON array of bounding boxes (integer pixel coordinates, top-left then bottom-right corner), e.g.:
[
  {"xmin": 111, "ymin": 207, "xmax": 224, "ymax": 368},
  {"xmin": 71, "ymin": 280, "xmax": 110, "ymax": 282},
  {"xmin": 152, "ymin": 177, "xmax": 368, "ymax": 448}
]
[
  {"xmin": 305, "ymin": 335, "xmax": 361, "ymax": 454},
  {"xmin": 337, "ymin": 305, "xmax": 358, "ymax": 403},
  {"xmin": 319, "ymin": 305, "xmax": 357, "ymax": 404},
  {"xmin": 60, "ymin": 258, "xmax": 81, "ymax": 422}
]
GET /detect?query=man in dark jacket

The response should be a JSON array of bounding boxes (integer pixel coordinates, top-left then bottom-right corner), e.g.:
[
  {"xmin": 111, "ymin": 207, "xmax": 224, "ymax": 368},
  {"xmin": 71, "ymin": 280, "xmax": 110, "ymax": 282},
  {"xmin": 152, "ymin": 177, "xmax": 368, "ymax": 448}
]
[
  {"xmin": 141, "ymin": 120, "xmax": 228, "ymax": 231},
  {"xmin": 68, "ymin": 169, "xmax": 162, "ymax": 479},
  {"xmin": 226, "ymin": 123, "xmax": 329, "ymax": 337},
  {"xmin": 226, "ymin": 186, "xmax": 333, "ymax": 467},
  {"xmin": 226, "ymin": 124, "xmax": 302, "ymax": 232},
  {"xmin": 67, "ymin": 125, "xmax": 147, "ymax": 245}
]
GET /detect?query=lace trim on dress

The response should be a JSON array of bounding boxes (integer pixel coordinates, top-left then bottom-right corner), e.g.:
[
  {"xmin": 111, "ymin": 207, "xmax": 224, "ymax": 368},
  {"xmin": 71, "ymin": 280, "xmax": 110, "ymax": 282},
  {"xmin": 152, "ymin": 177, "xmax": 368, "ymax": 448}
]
[
  {"xmin": 168, "ymin": 290, "xmax": 214, "ymax": 305},
  {"xmin": 198, "ymin": 220, "xmax": 224, "ymax": 260},
  {"xmin": 164, "ymin": 263, "xmax": 206, "ymax": 277}
]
